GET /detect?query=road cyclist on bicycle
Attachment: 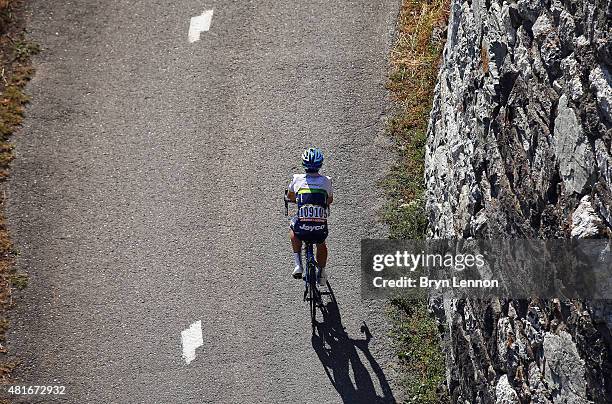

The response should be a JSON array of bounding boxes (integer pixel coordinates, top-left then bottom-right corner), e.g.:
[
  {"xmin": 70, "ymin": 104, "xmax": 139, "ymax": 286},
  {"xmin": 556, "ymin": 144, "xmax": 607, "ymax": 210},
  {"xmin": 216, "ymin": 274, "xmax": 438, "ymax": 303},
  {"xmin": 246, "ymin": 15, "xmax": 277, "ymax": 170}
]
[{"xmin": 286, "ymin": 147, "xmax": 333, "ymax": 286}]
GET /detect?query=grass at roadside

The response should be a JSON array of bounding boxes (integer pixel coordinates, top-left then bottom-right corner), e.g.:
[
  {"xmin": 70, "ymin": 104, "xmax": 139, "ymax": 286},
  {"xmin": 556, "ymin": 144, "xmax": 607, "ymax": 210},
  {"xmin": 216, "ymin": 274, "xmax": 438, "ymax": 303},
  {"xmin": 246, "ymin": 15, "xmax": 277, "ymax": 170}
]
[
  {"xmin": 0, "ymin": 0, "xmax": 38, "ymax": 389},
  {"xmin": 383, "ymin": 0, "xmax": 450, "ymax": 402},
  {"xmin": 383, "ymin": 0, "xmax": 449, "ymax": 241},
  {"xmin": 388, "ymin": 298, "xmax": 448, "ymax": 403}
]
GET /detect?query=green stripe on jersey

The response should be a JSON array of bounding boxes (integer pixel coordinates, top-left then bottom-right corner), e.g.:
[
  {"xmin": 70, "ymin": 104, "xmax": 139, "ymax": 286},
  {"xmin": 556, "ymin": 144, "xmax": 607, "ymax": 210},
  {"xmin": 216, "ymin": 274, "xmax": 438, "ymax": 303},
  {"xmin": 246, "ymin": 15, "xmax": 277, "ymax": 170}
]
[{"xmin": 297, "ymin": 188, "xmax": 327, "ymax": 195}]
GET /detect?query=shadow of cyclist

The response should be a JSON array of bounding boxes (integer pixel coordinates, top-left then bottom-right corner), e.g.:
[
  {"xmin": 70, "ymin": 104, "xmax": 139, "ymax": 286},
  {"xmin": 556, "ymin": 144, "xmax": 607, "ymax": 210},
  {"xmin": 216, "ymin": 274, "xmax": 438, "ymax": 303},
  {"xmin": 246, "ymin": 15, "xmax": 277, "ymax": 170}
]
[{"xmin": 311, "ymin": 287, "xmax": 396, "ymax": 404}]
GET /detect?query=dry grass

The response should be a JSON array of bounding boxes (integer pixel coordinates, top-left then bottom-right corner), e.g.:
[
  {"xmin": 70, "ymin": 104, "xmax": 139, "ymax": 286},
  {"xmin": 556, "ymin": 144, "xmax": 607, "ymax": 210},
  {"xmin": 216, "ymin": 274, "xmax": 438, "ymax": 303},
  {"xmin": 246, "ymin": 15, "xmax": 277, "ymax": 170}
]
[
  {"xmin": 386, "ymin": 0, "xmax": 450, "ymax": 197},
  {"xmin": 383, "ymin": 0, "xmax": 450, "ymax": 240},
  {"xmin": 481, "ymin": 45, "xmax": 489, "ymax": 74},
  {"xmin": 383, "ymin": 1, "xmax": 451, "ymax": 402},
  {"xmin": 388, "ymin": 0, "xmax": 449, "ymax": 130}
]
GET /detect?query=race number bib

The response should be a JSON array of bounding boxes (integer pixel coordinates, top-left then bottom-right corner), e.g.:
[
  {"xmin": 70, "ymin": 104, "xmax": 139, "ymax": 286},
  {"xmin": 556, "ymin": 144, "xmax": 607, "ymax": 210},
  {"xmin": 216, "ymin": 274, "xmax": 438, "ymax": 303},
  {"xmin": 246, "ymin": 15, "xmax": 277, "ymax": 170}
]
[{"xmin": 298, "ymin": 204, "xmax": 327, "ymax": 222}]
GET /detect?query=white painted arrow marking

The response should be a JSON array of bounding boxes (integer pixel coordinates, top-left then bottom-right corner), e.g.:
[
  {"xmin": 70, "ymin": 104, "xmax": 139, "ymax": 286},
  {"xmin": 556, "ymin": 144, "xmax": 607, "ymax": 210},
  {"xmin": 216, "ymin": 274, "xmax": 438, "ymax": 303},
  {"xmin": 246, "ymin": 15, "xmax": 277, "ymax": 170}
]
[
  {"xmin": 181, "ymin": 320, "xmax": 203, "ymax": 364},
  {"xmin": 188, "ymin": 10, "xmax": 214, "ymax": 43}
]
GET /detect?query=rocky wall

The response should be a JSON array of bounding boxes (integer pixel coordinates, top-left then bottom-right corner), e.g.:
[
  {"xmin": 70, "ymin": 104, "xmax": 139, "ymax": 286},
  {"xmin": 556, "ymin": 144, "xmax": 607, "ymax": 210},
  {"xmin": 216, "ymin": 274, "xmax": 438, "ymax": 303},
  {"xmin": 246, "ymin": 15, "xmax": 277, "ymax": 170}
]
[{"xmin": 425, "ymin": 0, "xmax": 612, "ymax": 402}]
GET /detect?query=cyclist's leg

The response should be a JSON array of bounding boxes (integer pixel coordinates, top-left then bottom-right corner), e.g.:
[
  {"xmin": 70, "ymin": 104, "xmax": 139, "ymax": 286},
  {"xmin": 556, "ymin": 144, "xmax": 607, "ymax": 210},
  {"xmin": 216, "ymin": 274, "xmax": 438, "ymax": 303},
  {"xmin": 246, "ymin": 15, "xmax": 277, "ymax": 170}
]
[
  {"xmin": 315, "ymin": 242, "xmax": 327, "ymax": 268},
  {"xmin": 315, "ymin": 242, "xmax": 328, "ymax": 285},
  {"xmin": 289, "ymin": 217, "xmax": 303, "ymax": 278},
  {"xmin": 314, "ymin": 224, "xmax": 329, "ymax": 285},
  {"xmin": 289, "ymin": 217, "xmax": 303, "ymax": 253},
  {"xmin": 315, "ymin": 223, "xmax": 329, "ymax": 267},
  {"xmin": 290, "ymin": 229, "xmax": 302, "ymax": 253}
]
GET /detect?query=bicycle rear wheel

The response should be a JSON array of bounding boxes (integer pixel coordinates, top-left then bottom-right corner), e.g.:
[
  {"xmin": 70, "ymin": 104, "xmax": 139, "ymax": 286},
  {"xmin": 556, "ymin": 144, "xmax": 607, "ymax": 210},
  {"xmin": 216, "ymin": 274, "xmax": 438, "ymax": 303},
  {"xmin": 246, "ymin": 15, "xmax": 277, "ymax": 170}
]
[{"xmin": 308, "ymin": 262, "xmax": 317, "ymax": 332}]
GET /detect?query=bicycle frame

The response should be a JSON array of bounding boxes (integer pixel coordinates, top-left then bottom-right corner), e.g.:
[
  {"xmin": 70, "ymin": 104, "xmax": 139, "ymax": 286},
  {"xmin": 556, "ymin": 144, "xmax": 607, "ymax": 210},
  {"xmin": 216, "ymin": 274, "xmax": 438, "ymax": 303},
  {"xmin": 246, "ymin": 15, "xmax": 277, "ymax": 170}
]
[
  {"xmin": 284, "ymin": 190, "xmax": 329, "ymax": 333},
  {"xmin": 303, "ymin": 242, "xmax": 318, "ymax": 286},
  {"xmin": 304, "ymin": 242, "xmax": 319, "ymax": 332}
]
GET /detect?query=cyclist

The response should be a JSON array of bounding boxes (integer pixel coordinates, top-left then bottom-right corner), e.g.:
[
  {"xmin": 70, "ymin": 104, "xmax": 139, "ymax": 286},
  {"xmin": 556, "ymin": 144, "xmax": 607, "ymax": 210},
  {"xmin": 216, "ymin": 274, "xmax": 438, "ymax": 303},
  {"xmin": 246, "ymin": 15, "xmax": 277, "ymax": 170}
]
[{"xmin": 287, "ymin": 147, "xmax": 333, "ymax": 285}]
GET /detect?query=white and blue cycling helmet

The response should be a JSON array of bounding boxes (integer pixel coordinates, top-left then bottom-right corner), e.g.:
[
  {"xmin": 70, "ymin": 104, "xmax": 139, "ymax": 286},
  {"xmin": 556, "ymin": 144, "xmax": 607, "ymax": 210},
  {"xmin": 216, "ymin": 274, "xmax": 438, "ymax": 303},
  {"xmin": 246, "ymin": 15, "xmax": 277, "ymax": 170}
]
[{"xmin": 302, "ymin": 147, "xmax": 324, "ymax": 172}]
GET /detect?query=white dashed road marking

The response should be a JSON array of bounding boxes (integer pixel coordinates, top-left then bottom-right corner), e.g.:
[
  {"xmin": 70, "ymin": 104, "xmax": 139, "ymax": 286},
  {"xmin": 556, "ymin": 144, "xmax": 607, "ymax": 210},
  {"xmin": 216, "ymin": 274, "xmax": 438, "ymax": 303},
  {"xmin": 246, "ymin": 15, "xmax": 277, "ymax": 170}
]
[
  {"xmin": 188, "ymin": 10, "xmax": 214, "ymax": 43},
  {"xmin": 181, "ymin": 320, "xmax": 203, "ymax": 364}
]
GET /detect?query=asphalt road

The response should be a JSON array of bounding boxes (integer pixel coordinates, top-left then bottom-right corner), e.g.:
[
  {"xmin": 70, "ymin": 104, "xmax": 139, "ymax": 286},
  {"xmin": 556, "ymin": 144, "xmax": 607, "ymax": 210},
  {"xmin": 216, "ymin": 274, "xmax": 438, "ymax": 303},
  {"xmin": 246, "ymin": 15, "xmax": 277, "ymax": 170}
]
[{"xmin": 5, "ymin": 0, "xmax": 401, "ymax": 402}]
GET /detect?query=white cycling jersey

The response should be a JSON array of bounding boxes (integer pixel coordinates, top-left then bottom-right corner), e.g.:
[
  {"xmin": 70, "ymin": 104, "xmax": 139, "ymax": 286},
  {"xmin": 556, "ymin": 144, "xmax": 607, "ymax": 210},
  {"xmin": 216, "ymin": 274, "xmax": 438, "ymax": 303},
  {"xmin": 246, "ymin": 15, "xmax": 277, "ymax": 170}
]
[{"xmin": 288, "ymin": 173, "xmax": 333, "ymax": 197}]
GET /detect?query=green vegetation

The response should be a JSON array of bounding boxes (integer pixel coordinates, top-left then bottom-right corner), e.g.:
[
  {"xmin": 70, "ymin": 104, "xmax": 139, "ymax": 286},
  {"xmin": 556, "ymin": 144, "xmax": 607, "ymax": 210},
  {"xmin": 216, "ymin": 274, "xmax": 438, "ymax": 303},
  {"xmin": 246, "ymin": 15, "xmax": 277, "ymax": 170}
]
[
  {"xmin": 383, "ymin": 0, "xmax": 451, "ymax": 402},
  {"xmin": 12, "ymin": 38, "xmax": 40, "ymax": 62},
  {"xmin": 9, "ymin": 273, "xmax": 27, "ymax": 290}
]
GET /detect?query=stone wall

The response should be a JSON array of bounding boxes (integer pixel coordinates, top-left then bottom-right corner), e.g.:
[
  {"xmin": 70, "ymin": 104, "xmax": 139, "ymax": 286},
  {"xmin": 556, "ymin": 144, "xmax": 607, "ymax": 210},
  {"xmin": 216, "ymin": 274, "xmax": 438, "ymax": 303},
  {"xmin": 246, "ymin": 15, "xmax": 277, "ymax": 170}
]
[{"xmin": 425, "ymin": 0, "xmax": 611, "ymax": 402}]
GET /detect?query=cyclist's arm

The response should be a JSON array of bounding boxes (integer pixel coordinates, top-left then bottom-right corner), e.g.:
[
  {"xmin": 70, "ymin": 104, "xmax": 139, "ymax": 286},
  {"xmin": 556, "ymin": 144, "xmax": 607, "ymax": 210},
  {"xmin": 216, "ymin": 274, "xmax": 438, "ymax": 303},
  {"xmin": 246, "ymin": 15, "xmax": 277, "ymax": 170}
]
[
  {"xmin": 327, "ymin": 177, "xmax": 333, "ymax": 205},
  {"xmin": 287, "ymin": 175, "xmax": 297, "ymax": 202}
]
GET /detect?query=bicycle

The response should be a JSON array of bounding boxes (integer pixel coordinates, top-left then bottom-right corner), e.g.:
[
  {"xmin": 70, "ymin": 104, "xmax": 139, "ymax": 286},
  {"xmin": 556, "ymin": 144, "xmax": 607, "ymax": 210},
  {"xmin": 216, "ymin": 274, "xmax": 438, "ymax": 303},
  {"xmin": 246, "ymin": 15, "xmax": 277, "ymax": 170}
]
[{"xmin": 284, "ymin": 192, "xmax": 331, "ymax": 333}]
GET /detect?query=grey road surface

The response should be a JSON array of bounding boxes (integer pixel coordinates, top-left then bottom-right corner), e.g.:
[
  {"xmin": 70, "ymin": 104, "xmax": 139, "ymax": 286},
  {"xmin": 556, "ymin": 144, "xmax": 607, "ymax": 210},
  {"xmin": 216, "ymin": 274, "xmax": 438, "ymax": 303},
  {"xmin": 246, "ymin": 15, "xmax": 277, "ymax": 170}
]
[{"xmin": 5, "ymin": 0, "xmax": 401, "ymax": 402}]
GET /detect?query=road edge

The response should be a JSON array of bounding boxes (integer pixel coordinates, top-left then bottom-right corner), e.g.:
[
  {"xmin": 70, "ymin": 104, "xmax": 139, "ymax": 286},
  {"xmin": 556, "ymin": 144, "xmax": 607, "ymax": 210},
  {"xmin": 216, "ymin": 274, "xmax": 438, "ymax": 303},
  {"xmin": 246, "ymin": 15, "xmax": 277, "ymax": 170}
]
[{"xmin": 0, "ymin": 0, "xmax": 38, "ymax": 390}]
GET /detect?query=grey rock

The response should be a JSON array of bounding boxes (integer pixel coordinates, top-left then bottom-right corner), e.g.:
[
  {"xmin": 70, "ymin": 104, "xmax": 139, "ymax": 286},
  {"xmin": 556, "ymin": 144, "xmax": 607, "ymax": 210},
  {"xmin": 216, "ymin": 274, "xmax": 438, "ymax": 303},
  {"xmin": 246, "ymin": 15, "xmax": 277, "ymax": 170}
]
[
  {"xmin": 557, "ymin": 10, "xmax": 575, "ymax": 51},
  {"xmin": 571, "ymin": 196, "xmax": 604, "ymax": 238},
  {"xmin": 528, "ymin": 361, "xmax": 554, "ymax": 403},
  {"xmin": 495, "ymin": 375, "xmax": 520, "ymax": 404},
  {"xmin": 517, "ymin": 0, "xmax": 545, "ymax": 23},
  {"xmin": 553, "ymin": 94, "xmax": 594, "ymax": 195},
  {"xmin": 540, "ymin": 30, "xmax": 562, "ymax": 76},
  {"xmin": 560, "ymin": 55, "xmax": 583, "ymax": 101},
  {"xmin": 543, "ymin": 331, "xmax": 592, "ymax": 404},
  {"xmin": 594, "ymin": 139, "xmax": 611, "ymax": 187},
  {"xmin": 500, "ymin": 3, "xmax": 517, "ymax": 47},
  {"xmin": 574, "ymin": 35, "xmax": 590, "ymax": 49},
  {"xmin": 532, "ymin": 13, "xmax": 554, "ymax": 39},
  {"xmin": 498, "ymin": 317, "xmax": 513, "ymax": 369},
  {"xmin": 589, "ymin": 65, "xmax": 612, "ymax": 123}
]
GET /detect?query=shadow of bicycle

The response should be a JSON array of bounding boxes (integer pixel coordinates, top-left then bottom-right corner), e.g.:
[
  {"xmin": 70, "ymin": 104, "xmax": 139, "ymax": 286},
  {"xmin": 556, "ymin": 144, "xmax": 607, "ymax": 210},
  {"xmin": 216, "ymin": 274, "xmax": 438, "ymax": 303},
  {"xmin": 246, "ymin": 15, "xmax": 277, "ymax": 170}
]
[{"xmin": 311, "ymin": 284, "xmax": 397, "ymax": 404}]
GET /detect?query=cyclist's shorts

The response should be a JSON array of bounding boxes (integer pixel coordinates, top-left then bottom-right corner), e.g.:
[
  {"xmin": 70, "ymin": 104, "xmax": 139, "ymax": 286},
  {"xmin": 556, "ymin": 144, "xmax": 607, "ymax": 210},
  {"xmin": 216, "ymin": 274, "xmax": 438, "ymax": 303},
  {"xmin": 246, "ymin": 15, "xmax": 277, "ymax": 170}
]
[{"xmin": 290, "ymin": 216, "xmax": 328, "ymax": 244}]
